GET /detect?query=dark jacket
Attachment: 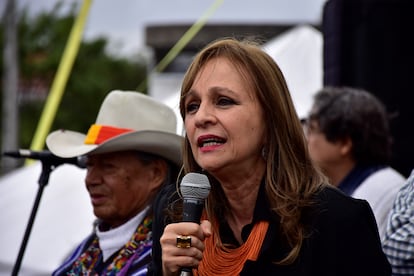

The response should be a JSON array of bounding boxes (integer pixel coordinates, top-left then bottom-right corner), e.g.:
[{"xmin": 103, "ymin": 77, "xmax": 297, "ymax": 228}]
[{"xmin": 148, "ymin": 184, "xmax": 391, "ymax": 276}]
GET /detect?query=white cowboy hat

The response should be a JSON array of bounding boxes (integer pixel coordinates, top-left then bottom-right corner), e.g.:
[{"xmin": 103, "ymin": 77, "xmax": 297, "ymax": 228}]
[{"xmin": 46, "ymin": 90, "xmax": 183, "ymax": 166}]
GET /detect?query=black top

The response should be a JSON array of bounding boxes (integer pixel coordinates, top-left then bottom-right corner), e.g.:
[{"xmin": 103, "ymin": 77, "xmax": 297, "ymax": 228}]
[{"xmin": 148, "ymin": 183, "xmax": 391, "ymax": 276}]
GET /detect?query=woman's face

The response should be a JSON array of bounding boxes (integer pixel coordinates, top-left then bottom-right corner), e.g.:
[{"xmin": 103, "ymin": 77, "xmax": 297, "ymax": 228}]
[{"xmin": 183, "ymin": 57, "xmax": 266, "ymax": 176}]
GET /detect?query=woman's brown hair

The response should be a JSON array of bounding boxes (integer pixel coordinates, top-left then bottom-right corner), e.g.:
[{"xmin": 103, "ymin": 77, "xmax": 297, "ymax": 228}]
[{"xmin": 178, "ymin": 37, "xmax": 327, "ymax": 264}]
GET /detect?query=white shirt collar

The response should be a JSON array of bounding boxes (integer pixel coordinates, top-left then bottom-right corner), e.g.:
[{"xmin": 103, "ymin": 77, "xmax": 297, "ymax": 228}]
[{"xmin": 96, "ymin": 205, "xmax": 150, "ymax": 262}]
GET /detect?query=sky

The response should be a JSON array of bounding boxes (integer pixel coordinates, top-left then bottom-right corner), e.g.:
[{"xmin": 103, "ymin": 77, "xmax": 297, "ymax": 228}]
[{"xmin": 9, "ymin": 0, "xmax": 327, "ymax": 56}]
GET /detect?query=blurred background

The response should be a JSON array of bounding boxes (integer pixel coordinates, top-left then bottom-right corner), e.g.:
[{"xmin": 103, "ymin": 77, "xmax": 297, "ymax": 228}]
[
  {"xmin": 1, "ymin": 0, "xmax": 413, "ymax": 275},
  {"xmin": 0, "ymin": 0, "xmax": 326, "ymax": 173}
]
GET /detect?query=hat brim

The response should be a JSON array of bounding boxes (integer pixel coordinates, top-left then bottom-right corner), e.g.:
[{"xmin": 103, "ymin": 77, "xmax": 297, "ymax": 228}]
[{"xmin": 46, "ymin": 129, "xmax": 183, "ymax": 166}]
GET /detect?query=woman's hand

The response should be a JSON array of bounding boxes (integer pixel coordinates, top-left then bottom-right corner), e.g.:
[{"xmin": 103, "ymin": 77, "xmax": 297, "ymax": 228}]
[{"xmin": 160, "ymin": 220, "xmax": 212, "ymax": 276}]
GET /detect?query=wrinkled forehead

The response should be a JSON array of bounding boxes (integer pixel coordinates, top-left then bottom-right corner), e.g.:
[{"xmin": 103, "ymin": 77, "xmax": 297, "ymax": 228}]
[{"xmin": 195, "ymin": 57, "xmax": 256, "ymax": 96}]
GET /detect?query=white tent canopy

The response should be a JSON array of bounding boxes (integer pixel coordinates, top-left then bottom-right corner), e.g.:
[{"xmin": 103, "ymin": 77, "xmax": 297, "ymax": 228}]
[{"xmin": 262, "ymin": 24, "xmax": 322, "ymax": 119}]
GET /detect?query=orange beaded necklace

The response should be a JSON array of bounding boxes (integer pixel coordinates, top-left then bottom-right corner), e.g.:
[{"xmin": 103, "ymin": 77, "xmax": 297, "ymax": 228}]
[{"xmin": 193, "ymin": 220, "xmax": 269, "ymax": 276}]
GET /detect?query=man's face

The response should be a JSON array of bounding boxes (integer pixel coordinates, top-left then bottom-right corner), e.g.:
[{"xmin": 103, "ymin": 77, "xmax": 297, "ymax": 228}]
[{"xmin": 85, "ymin": 151, "xmax": 165, "ymax": 228}]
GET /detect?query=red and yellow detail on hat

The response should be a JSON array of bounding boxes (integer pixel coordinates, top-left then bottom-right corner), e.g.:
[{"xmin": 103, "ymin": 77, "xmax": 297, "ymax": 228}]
[{"xmin": 84, "ymin": 124, "xmax": 133, "ymax": 145}]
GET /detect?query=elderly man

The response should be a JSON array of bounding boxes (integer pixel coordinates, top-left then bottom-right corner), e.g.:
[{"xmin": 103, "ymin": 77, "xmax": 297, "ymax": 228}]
[{"xmin": 46, "ymin": 90, "xmax": 182, "ymax": 275}]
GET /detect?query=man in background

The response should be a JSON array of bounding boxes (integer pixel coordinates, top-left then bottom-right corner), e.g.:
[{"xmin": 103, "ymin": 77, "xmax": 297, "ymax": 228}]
[{"xmin": 304, "ymin": 86, "xmax": 405, "ymax": 241}]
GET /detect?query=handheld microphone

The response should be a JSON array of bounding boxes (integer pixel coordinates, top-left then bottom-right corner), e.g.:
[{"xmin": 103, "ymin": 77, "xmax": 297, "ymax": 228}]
[
  {"xmin": 179, "ymin": 172, "xmax": 211, "ymax": 276},
  {"xmin": 3, "ymin": 149, "xmax": 86, "ymax": 169}
]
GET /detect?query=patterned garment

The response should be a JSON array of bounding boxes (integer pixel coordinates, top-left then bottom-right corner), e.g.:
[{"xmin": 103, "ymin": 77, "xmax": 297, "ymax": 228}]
[
  {"xmin": 383, "ymin": 169, "xmax": 414, "ymax": 275},
  {"xmin": 53, "ymin": 216, "xmax": 152, "ymax": 276}
]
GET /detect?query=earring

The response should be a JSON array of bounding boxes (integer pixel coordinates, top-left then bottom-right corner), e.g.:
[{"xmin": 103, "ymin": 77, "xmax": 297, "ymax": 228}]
[{"xmin": 261, "ymin": 146, "xmax": 268, "ymax": 160}]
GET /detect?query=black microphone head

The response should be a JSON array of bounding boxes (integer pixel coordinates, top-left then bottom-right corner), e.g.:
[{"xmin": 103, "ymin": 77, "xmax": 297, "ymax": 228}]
[
  {"xmin": 3, "ymin": 151, "xmax": 19, "ymax": 158},
  {"xmin": 180, "ymin": 173, "xmax": 211, "ymax": 200},
  {"xmin": 76, "ymin": 155, "xmax": 87, "ymax": 169}
]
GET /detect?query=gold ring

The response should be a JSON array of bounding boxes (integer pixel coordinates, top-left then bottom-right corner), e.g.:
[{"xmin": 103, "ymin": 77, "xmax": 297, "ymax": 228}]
[{"xmin": 176, "ymin": 235, "xmax": 192, "ymax": 248}]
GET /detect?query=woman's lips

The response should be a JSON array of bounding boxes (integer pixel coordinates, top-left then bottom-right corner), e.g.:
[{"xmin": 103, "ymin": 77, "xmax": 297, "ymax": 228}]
[{"xmin": 197, "ymin": 134, "xmax": 226, "ymax": 150}]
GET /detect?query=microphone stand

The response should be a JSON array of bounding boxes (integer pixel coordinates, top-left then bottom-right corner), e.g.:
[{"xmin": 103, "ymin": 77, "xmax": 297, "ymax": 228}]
[{"xmin": 11, "ymin": 159, "xmax": 60, "ymax": 276}]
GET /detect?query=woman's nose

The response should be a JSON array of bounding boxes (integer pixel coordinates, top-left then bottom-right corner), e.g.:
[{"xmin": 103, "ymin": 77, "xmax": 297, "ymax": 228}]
[{"xmin": 194, "ymin": 103, "xmax": 216, "ymax": 127}]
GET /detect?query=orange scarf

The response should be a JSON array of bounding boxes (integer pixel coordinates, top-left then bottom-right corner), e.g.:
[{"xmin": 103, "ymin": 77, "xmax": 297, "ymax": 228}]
[{"xmin": 193, "ymin": 220, "xmax": 269, "ymax": 276}]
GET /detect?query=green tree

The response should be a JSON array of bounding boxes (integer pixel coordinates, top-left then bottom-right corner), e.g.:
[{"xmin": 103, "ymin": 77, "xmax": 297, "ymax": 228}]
[{"xmin": 1, "ymin": 1, "xmax": 147, "ymax": 153}]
